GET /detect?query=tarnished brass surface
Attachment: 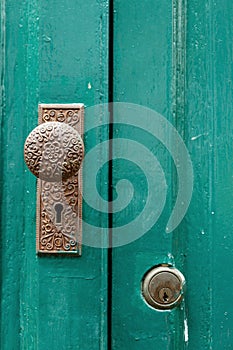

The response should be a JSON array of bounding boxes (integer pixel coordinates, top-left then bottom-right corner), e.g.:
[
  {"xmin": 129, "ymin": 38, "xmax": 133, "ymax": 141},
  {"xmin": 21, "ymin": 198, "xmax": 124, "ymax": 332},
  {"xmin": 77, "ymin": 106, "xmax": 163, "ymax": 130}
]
[
  {"xmin": 142, "ymin": 265, "xmax": 185, "ymax": 310},
  {"xmin": 24, "ymin": 121, "xmax": 84, "ymax": 181},
  {"xmin": 25, "ymin": 104, "xmax": 84, "ymax": 255}
]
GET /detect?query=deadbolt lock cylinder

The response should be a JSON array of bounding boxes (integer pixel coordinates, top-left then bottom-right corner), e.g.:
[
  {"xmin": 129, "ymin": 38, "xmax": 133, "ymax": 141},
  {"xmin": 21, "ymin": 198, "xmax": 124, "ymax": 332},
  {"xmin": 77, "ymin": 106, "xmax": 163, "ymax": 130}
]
[{"xmin": 142, "ymin": 265, "xmax": 186, "ymax": 311}]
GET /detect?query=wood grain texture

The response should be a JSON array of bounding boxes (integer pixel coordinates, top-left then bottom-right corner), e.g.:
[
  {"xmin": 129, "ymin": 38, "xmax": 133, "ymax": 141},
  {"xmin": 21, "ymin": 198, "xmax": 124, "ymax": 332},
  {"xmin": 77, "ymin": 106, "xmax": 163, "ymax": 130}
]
[
  {"xmin": 1, "ymin": 0, "xmax": 28, "ymax": 348},
  {"xmin": 185, "ymin": 0, "xmax": 233, "ymax": 348},
  {"xmin": 111, "ymin": 0, "xmax": 186, "ymax": 349},
  {"xmin": 1, "ymin": 0, "xmax": 109, "ymax": 349},
  {"xmin": 112, "ymin": 0, "xmax": 233, "ymax": 349},
  {"xmin": 1, "ymin": 0, "xmax": 233, "ymax": 348}
]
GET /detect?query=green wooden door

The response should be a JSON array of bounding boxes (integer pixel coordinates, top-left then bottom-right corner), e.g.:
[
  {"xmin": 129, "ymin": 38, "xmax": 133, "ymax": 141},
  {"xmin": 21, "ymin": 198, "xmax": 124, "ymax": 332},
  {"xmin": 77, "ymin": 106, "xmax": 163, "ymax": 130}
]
[
  {"xmin": 1, "ymin": 0, "xmax": 233, "ymax": 349},
  {"xmin": 0, "ymin": 0, "xmax": 109, "ymax": 349}
]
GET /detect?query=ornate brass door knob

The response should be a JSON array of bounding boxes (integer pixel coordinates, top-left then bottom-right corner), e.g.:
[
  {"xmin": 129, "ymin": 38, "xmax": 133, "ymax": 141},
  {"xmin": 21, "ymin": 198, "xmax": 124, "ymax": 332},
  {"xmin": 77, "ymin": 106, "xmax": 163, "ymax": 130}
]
[
  {"xmin": 24, "ymin": 121, "xmax": 84, "ymax": 182},
  {"xmin": 24, "ymin": 104, "xmax": 84, "ymax": 255}
]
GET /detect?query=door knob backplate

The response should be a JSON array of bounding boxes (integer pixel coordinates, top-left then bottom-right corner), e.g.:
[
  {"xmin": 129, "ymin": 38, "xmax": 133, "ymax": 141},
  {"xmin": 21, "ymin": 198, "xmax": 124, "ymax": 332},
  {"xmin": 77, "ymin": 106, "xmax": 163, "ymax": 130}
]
[{"xmin": 24, "ymin": 104, "xmax": 84, "ymax": 255}]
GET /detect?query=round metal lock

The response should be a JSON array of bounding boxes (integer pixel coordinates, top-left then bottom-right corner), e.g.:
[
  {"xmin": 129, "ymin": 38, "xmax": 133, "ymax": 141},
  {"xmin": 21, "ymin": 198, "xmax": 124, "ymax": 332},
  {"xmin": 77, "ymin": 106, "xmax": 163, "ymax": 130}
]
[
  {"xmin": 24, "ymin": 121, "xmax": 84, "ymax": 182},
  {"xmin": 141, "ymin": 265, "xmax": 185, "ymax": 310}
]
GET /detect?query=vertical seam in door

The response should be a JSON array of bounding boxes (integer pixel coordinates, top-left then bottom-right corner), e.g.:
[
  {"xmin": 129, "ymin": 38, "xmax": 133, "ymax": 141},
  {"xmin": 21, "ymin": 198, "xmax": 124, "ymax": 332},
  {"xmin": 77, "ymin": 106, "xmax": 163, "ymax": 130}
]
[
  {"xmin": 0, "ymin": 0, "xmax": 6, "ymax": 344},
  {"xmin": 171, "ymin": 0, "xmax": 188, "ymax": 347},
  {"xmin": 207, "ymin": 0, "xmax": 215, "ymax": 347},
  {"xmin": 108, "ymin": 0, "xmax": 114, "ymax": 349}
]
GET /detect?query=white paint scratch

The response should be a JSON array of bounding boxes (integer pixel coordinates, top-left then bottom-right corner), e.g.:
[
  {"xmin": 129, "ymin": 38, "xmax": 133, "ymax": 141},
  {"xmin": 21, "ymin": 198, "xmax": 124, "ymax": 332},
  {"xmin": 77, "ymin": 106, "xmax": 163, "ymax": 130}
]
[
  {"xmin": 191, "ymin": 134, "xmax": 203, "ymax": 141},
  {"xmin": 167, "ymin": 252, "xmax": 174, "ymax": 260},
  {"xmin": 184, "ymin": 318, "xmax": 189, "ymax": 342},
  {"xmin": 88, "ymin": 82, "xmax": 92, "ymax": 89}
]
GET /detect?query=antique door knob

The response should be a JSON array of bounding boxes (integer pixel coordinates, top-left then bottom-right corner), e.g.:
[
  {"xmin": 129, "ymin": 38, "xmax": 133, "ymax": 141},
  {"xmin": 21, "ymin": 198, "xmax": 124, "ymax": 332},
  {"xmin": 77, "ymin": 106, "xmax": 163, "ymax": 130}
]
[{"xmin": 24, "ymin": 121, "xmax": 84, "ymax": 182}]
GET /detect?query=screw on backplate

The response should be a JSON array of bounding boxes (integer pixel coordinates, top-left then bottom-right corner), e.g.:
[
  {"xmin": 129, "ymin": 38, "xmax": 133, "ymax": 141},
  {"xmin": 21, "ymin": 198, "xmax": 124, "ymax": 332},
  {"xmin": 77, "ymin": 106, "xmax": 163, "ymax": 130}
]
[{"xmin": 158, "ymin": 287, "xmax": 173, "ymax": 303}]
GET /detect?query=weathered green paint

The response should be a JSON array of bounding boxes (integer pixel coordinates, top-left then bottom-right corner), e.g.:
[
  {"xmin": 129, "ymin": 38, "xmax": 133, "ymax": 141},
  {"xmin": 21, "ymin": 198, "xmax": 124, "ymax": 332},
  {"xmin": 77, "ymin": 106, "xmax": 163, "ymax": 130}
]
[
  {"xmin": 112, "ymin": 0, "xmax": 233, "ymax": 349},
  {"xmin": 185, "ymin": 0, "xmax": 233, "ymax": 348},
  {"xmin": 1, "ymin": 0, "xmax": 109, "ymax": 349},
  {"xmin": 1, "ymin": 0, "xmax": 233, "ymax": 349},
  {"xmin": 112, "ymin": 0, "xmax": 186, "ymax": 348}
]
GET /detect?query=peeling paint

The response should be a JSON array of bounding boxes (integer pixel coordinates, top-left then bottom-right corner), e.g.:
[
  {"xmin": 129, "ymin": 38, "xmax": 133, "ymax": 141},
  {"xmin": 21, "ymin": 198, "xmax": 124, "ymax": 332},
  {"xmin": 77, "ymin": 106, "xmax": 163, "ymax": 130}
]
[
  {"xmin": 43, "ymin": 35, "xmax": 51, "ymax": 42},
  {"xmin": 191, "ymin": 134, "xmax": 202, "ymax": 141},
  {"xmin": 184, "ymin": 318, "xmax": 189, "ymax": 343}
]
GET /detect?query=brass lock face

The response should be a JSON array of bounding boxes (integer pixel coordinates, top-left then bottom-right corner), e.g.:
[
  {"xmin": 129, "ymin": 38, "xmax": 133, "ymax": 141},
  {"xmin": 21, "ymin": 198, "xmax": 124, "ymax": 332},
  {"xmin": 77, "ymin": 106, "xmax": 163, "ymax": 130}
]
[
  {"xmin": 141, "ymin": 265, "xmax": 185, "ymax": 310},
  {"xmin": 24, "ymin": 104, "xmax": 84, "ymax": 255}
]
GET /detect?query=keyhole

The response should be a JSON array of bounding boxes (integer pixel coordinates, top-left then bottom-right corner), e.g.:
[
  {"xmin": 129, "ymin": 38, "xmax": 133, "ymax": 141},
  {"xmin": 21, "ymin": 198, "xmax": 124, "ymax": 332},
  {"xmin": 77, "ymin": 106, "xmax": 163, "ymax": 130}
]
[
  {"xmin": 54, "ymin": 203, "xmax": 63, "ymax": 224},
  {"xmin": 163, "ymin": 292, "xmax": 169, "ymax": 302},
  {"xmin": 158, "ymin": 287, "xmax": 172, "ymax": 303}
]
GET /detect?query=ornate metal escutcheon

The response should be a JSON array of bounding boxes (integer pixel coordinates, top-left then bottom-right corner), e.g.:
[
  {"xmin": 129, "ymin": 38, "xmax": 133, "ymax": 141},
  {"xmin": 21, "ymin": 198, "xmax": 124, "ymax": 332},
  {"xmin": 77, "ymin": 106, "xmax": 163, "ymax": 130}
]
[
  {"xmin": 141, "ymin": 265, "xmax": 186, "ymax": 310},
  {"xmin": 24, "ymin": 104, "xmax": 84, "ymax": 255}
]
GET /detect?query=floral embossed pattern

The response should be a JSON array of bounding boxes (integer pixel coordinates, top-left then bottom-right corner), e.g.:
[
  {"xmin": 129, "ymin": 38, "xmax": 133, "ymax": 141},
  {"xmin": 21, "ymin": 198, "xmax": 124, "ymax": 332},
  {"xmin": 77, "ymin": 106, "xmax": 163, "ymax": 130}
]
[
  {"xmin": 25, "ymin": 104, "xmax": 84, "ymax": 254},
  {"xmin": 39, "ymin": 179, "xmax": 81, "ymax": 252},
  {"xmin": 24, "ymin": 121, "xmax": 84, "ymax": 182}
]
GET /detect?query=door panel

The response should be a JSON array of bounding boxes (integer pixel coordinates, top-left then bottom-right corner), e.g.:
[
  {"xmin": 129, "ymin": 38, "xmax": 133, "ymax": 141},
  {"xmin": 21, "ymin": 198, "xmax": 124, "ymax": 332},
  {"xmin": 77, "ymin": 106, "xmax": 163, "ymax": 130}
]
[
  {"xmin": 112, "ymin": 0, "xmax": 233, "ymax": 349},
  {"xmin": 112, "ymin": 0, "xmax": 185, "ymax": 348},
  {"xmin": 1, "ymin": 0, "xmax": 109, "ymax": 349},
  {"xmin": 185, "ymin": 0, "xmax": 233, "ymax": 348}
]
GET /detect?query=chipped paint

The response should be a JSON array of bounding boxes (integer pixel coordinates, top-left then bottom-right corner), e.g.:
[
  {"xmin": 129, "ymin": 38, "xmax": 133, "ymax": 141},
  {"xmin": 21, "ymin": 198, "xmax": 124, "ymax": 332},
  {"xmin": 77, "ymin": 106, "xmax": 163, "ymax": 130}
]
[
  {"xmin": 191, "ymin": 134, "xmax": 203, "ymax": 141},
  {"xmin": 184, "ymin": 318, "xmax": 189, "ymax": 343}
]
